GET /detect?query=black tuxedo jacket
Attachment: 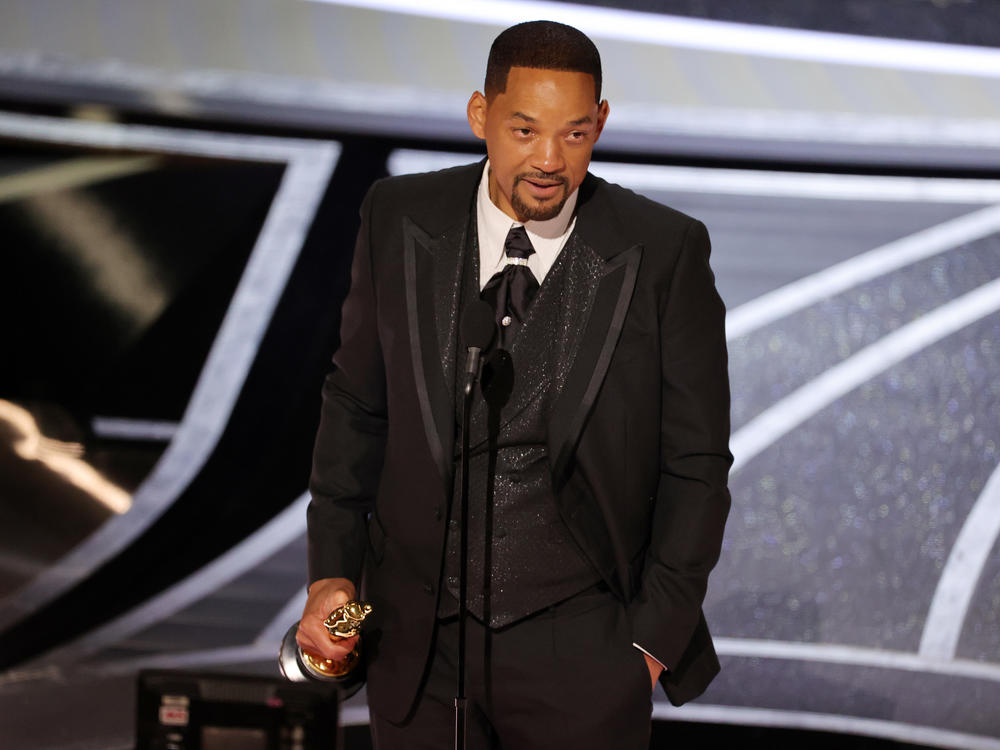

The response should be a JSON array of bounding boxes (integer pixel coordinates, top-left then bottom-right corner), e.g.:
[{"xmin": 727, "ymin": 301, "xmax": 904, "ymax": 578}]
[{"xmin": 308, "ymin": 160, "xmax": 732, "ymax": 723}]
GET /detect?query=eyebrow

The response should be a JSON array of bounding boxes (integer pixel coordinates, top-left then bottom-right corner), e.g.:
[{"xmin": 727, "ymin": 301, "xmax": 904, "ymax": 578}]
[{"xmin": 509, "ymin": 112, "xmax": 594, "ymax": 127}]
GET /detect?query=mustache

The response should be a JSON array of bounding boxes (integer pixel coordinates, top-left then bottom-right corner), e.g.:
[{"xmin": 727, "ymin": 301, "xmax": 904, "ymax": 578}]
[{"xmin": 515, "ymin": 173, "xmax": 568, "ymax": 186}]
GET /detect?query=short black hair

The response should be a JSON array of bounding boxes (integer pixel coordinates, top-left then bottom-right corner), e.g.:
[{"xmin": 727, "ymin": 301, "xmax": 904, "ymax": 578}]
[{"xmin": 484, "ymin": 21, "xmax": 602, "ymax": 102}]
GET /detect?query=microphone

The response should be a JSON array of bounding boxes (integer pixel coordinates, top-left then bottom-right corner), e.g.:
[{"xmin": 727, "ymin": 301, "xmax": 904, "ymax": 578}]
[{"xmin": 460, "ymin": 300, "xmax": 496, "ymax": 397}]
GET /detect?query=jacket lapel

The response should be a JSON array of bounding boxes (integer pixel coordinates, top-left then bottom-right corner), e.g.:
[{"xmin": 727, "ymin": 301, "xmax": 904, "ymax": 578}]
[
  {"xmin": 547, "ymin": 175, "xmax": 643, "ymax": 490},
  {"xmin": 401, "ymin": 162, "xmax": 482, "ymax": 489}
]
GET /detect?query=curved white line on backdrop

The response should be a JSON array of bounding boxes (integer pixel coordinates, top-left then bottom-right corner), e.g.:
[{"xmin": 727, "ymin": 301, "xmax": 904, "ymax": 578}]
[
  {"xmin": 920, "ymin": 461, "xmax": 1000, "ymax": 659},
  {"xmin": 35, "ymin": 494, "xmax": 310, "ymax": 667},
  {"xmin": 0, "ymin": 112, "xmax": 339, "ymax": 634},
  {"xmin": 256, "ymin": 589, "xmax": 309, "ymax": 646},
  {"xmin": 0, "ymin": 156, "xmax": 161, "ymax": 204},
  {"xmin": 91, "ymin": 417, "xmax": 180, "ymax": 442},
  {"xmin": 589, "ymin": 165, "xmax": 1000, "ymax": 205},
  {"xmin": 313, "ymin": 0, "xmax": 1000, "ymax": 80},
  {"xmin": 730, "ymin": 276, "xmax": 1000, "ymax": 474},
  {"xmin": 725, "ymin": 204, "xmax": 1000, "ymax": 340}
]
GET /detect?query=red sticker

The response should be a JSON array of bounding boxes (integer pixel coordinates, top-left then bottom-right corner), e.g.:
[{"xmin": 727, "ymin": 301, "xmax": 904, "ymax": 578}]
[{"xmin": 159, "ymin": 706, "xmax": 189, "ymax": 726}]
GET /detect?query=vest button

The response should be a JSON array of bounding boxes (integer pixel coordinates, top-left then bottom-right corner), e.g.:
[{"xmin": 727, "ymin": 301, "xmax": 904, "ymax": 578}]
[
  {"xmin": 495, "ymin": 528, "xmax": 507, "ymax": 539},
  {"xmin": 508, "ymin": 473, "xmax": 521, "ymax": 484}
]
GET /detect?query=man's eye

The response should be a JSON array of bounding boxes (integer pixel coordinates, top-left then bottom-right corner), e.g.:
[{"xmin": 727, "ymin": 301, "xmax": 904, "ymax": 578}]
[
  {"xmin": 513, "ymin": 128, "xmax": 531, "ymax": 137},
  {"xmin": 568, "ymin": 131, "xmax": 585, "ymax": 140}
]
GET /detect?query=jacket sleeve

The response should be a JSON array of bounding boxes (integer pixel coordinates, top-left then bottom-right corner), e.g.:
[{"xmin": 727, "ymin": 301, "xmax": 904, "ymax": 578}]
[
  {"xmin": 307, "ymin": 183, "xmax": 388, "ymax": 587},
  {"xmin": 628, "ymin": 218, "xmax": 733, "ymax": 672}
]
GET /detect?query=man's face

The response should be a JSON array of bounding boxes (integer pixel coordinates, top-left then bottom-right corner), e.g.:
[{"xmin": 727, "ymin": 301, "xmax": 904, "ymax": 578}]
[{"xmin": 467, "ymin": 67, "xmax": 609, "ymax": 222}]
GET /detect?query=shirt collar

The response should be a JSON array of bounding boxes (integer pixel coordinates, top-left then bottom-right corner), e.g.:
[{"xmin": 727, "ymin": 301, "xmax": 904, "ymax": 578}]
[{"xmin": 477, "ymin": 161, "xmax": 579, "ymax": 244}]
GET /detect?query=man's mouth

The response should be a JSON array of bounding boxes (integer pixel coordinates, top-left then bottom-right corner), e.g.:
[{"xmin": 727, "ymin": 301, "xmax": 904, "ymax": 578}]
[{"xmin": 520, "ymin": 177, "xmax": 565, "ymax": 199}]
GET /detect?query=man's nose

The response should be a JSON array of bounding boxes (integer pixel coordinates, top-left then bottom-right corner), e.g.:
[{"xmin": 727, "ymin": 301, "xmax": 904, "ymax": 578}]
[{"xmin": 531, "ymin": 138, "xmax": 565, "ymax": 174}]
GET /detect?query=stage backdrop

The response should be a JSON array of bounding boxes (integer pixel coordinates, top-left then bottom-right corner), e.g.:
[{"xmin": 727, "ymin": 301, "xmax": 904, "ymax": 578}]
[{"xmin": 1, "ymin": 3, "xmax": 999, "ymax": 749}]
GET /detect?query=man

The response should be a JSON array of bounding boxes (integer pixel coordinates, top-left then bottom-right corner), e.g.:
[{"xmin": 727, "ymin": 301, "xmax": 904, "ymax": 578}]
[{"xmin": 297, "ymin": 20, "xmax": 731, "ymax": 749}]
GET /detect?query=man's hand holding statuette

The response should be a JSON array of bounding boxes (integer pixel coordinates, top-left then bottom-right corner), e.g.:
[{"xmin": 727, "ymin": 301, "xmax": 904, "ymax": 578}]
[{"xmin": 296, "ymin": 577, "xmax": 359, "ymax": 662}]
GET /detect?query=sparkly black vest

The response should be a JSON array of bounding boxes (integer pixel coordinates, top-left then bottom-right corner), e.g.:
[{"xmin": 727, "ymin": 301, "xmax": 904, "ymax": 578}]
[{"xmin": 439, "ymin": 220, "xmax": 605, "ymax": 627}]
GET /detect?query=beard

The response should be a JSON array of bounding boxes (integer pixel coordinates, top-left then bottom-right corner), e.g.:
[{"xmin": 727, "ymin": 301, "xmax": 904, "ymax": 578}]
[{"xmin": 510, "ymin": 173, "xmax": 570, "ymax": 221}]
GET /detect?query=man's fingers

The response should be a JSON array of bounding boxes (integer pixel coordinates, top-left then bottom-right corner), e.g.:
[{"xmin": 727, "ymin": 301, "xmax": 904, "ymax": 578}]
[
  {"xmin": 330, "ymin": 587, "xmax": 352, "ymax": 607},
  {"xmin": 305, "ymin": 585, "xmax": 354, "ymax": 620},
  {"xmin": 295, "ymin": 622, "xmax": 359, "ymax": 661},
  {"xmin": 296, "ymin": 609, "xmax": 360, "ymax": 660}
]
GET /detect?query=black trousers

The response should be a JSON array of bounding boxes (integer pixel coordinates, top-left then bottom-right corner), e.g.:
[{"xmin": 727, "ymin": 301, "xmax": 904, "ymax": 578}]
[{"xmin": 369, "ymin": 587, "xmax": 653, "ymax": 749}]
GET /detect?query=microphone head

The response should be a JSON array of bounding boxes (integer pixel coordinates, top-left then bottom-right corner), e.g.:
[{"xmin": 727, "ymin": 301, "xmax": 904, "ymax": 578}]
[{"xmin": 461, "ymin": 300, "xmax": 496, "ymax": 351}]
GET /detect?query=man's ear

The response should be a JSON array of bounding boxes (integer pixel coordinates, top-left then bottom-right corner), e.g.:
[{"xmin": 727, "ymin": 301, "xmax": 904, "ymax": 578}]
[
  {"xmin": 467, "ymin": 91, "xmax": 488, "ymax": 140},
  {"xmin": 593, "ymin": 99, "xmax": 610, "ymax": 143}
]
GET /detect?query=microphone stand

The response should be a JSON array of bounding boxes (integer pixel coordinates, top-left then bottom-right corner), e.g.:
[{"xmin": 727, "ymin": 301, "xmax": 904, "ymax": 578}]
[
  {"xmin": 452, "ymin": 301, "xmax": 493, "ymax": 750},
  {"xmin": 455, "ymin": 348, "xmax": 481, "ymax": 750}
]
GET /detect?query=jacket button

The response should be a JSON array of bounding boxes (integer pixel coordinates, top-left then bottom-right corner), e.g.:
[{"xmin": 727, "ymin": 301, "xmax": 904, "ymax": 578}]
[
  {"xmin": 434, "ymin": 505, "xmax": 442, "ymax": 520},
  {"xmin": 423, "ymin": 582, "xmax": 434, "ymax": 595}
]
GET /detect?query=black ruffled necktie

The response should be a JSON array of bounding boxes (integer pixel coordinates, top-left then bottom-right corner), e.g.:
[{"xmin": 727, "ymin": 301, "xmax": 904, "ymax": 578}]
[{"xmin": 481, "ymin": 225, "xmax": 539, "ymax": 351}]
